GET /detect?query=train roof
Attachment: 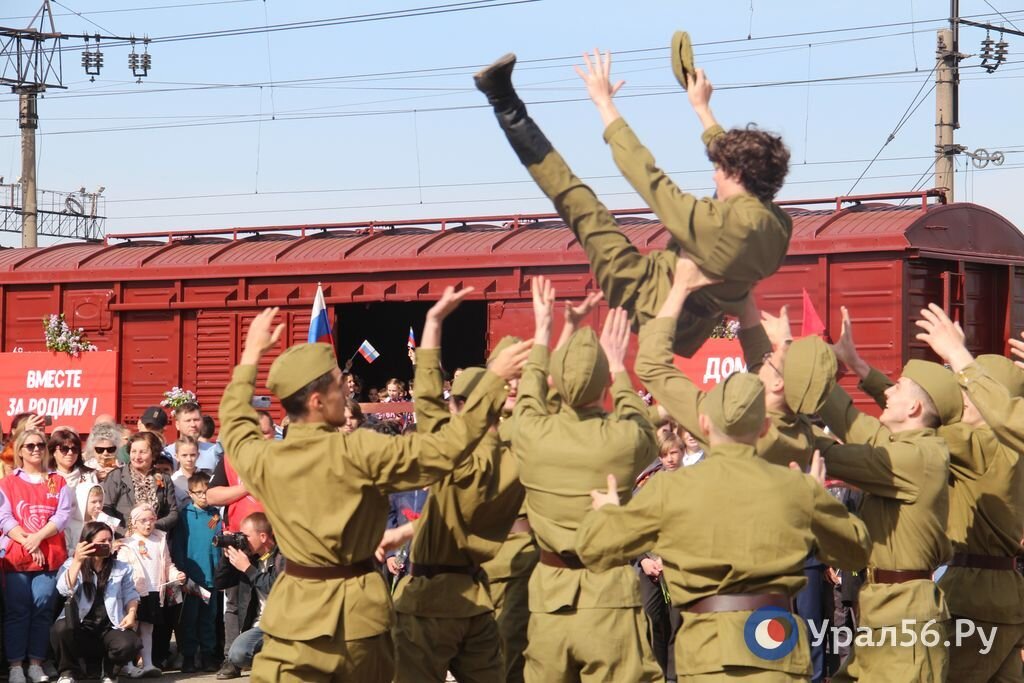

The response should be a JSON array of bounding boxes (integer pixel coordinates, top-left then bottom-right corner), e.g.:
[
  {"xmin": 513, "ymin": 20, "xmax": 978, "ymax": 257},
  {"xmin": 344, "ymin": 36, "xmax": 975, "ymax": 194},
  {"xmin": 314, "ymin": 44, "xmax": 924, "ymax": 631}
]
[{"xmin": 2, "ymin": 191, "xmax": 1021, "ymax": 282}]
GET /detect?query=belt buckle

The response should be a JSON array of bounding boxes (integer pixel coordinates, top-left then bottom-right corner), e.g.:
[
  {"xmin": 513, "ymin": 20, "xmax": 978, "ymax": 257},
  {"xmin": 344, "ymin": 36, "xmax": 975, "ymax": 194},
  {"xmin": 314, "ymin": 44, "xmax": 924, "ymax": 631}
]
[{"xmin": 865, "ymin": 567, "xmax": 875, "ymax": 583}]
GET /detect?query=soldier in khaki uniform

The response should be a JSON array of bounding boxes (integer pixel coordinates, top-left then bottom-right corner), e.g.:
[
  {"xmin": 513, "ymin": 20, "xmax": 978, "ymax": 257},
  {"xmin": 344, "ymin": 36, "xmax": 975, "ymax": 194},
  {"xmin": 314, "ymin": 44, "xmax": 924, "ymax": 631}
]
[
  {"xmin": 635, "ymin": 257, "xmax": 835, "ymax": 470},
  {"xmin": 474, "ymin": 50, "xmax": 791, "ymax": 357},
  {"xmin": 390, "ymin": 291, "xmax": 526, "ymax": 682},
  {"xmin": 507, "ymin": 276, "xmax": 661, "ymax": 682},
  {"xmin": 218, "ymin": 305, "xmax": 531, "ymax": 683},
  {"xmin": 576, "ymin": 371, "xmax": 871, "ymax": 681},
  {"xmin": 913, "ymin": 303, "xmax": 1024, "ymax": 682},
  {"xmin": 816, "ymin": 316, "xmax": 954, "ymax": 682}
]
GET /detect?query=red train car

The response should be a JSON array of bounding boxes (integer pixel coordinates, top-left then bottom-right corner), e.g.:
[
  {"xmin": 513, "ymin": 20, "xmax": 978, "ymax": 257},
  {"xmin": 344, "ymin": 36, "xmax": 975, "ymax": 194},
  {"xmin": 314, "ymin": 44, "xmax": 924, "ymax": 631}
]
[{"xmin": 0, "ymin": 189, "xmax": 1021, "ymax": 433}]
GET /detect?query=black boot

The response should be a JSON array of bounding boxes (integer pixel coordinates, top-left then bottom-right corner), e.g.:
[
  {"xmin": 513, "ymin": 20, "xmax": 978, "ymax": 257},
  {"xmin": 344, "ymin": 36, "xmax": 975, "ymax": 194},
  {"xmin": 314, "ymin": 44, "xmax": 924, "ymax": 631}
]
[{"xmin": 474, "ymin": 53, "xmax": 553, "ymax": 166}]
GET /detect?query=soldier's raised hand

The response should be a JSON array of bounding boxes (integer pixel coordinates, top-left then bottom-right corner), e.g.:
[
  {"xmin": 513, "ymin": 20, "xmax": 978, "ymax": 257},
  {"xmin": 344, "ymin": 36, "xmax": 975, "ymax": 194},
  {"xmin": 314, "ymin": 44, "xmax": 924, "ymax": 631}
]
[
  {"xmin": 531, "ymin": 276, "xmax": 556, "ymax": 346},
  {"xmin": 1009, "ymin": 332, "xmax": 1024, "ymax": 370},
  {"xmin": 915, "ymin": 303, "xmax": 973, "ymax": 371},
  {"xmin": 760, "ymin": 306, "xmax": 793, "ymax": 351},
  {"xmin": 590, "ymin": 473, "xmax": 621, "ymax": 510},
  {"xmin": 575, "ymin": 49, "xmax": 624, "ymax": 124},
  {"xmin": 488, "ymin": 339, "xmax": 534, "ymax": 382},
  {"xmin": 241, "ymin": 307, "xmax": 285, "ymax": 365},
  {"xmin": 686, "ymin": 68, "xmax": 713, "ymax": 111},
  {"xmin": 599, "ymin": 307, "xmax": 631, "ymax": 374},
  {"xmin": 790, "ymin": 449, "xmax": 826, "ymax": 486},
  {"xmin": 426, "ymin": 286, "xmax": 475, "ymax": 324},
  {"xmin": 830, "ymin": 306, "xmax": 869, "ymax": 379}
]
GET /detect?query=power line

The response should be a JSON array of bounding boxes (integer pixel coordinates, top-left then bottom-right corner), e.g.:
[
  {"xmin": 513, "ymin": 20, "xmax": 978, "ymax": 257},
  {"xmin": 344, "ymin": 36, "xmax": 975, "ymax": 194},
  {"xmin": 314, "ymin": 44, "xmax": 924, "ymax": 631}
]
[
  {"xmin": 0, "ymin": 0, "xmax": 258, "ymax": 23},
  {"xmin": 102, "ymin": 153, "xmax": 939, "ymax": 205},
  {"xmin": 103, "ymin": 164, "xmax": 1024, "ymax": 222},
  {"xmin": 981, "ymin": 0, "xmax": 1022, "ymax": 32}
]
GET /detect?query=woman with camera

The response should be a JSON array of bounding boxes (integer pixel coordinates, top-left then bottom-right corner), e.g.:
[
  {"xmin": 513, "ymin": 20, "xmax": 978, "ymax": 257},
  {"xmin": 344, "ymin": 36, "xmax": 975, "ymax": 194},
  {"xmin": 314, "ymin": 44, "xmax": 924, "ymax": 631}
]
[
  {"xmin": 101, "ymin": 432, "xmax": 178, "ymax": 536},
  {"xmin": 51, "ymin": 521, "xmax": 142, "ymax": 683},
  {"xmin": 0, "ymin": 428, "xmax": 74, "ymax": 683}
]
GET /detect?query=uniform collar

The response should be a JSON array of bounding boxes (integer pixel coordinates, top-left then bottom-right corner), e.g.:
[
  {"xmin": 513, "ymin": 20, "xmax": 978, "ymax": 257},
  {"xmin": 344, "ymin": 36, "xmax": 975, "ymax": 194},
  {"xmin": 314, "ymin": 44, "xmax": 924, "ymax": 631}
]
[
  {"xmin": 888, "ymin": 427, "xmax": 936, "ymax": 442},
  {"xmin": 707, "ymin": 442, "xmax": 758, "ymax": 459}
]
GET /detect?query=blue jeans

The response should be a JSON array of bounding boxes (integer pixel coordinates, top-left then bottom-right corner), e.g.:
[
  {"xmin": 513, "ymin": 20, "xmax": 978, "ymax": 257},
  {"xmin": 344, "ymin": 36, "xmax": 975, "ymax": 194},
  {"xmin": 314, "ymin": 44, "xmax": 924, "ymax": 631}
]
[
  {"xmin": 227, "ymin": 626, "xmax": 264, "ymax": 669},
  {"xmin": 4, "ymin": 570, "xmax": 58, "ymax": 662}
]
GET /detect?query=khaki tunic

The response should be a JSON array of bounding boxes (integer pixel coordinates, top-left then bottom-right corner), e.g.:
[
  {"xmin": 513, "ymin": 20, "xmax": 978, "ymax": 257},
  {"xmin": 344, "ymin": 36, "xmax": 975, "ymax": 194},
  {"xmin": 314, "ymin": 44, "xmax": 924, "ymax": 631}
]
[
  {"xmin": 816, "ymin": 385, "xmax": 950, "ymax": 683},
  {"xmin": 392, "ymin": 348, "xmax": 525, "ymax": 682},
  {"xmin": 635, "ymin": 317, "xmax": 816, "ymax": 468},
  {"xmin": 523, "ymin": 120, "xmax": 791, "ymax": 357},
  {"xmin": 576, "ymin": 442, "xmax": 871, "ymax": 678},
  {"xmin": 219, "ymin": 363, "xmax": 507, "ymax": 681},
  {"xmin": 507, "ymin": 344, "xmax": 661, "ymax": 681}
]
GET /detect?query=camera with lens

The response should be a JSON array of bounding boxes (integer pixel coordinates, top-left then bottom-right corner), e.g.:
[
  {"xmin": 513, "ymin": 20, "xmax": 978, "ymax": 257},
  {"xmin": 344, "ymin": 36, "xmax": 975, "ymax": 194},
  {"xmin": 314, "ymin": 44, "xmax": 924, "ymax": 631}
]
[{"xmin": 212, "ymin": 532, "xmax": 249, "ymax": 551}]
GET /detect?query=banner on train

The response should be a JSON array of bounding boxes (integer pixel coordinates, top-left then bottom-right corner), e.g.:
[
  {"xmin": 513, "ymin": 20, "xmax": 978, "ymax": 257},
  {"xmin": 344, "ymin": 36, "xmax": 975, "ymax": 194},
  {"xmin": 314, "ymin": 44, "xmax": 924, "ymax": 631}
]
[
  {"xmin": 0, "ymin": 352, "xmax": 119, "ymax": 433},
  {"xmin": 671, "ymin": 339, "xmax": 746, "ymax": 391}
]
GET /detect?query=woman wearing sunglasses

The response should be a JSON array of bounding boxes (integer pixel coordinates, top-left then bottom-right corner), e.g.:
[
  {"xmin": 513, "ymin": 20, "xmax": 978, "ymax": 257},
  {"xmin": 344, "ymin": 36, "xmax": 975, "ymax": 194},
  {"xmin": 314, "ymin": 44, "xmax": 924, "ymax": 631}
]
[
  {"xmin": 49, "ymin": 429, "xmax": 100, "ymax": 558},
  {"xmin": 82, "ymin": 422, "xmax": 123, "ymax": 483},
  {"xmin": 0, "ymin": 428, "xmax": 74, "ymax": 683}
]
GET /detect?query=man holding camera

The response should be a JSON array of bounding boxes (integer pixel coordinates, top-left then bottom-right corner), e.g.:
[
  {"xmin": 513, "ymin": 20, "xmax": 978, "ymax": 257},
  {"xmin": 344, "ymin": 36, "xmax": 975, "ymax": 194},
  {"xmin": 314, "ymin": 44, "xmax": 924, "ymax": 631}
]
[{"xmin": 222, "ymin": 513, "xmax": 283, "ymax": 675}]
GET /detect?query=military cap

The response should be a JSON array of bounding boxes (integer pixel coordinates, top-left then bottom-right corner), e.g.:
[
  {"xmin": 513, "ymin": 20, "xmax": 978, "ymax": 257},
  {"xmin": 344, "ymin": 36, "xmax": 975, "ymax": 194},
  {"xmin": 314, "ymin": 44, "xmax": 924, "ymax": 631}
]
[
  {"xmin": 487, "ymin": 335, "xmax": 523, "ymax": 365},
  {"xmin": 902, "ymin": 359, "xmax": 962, "ymax": 425},
  {"xmin": 783, "ymin": 336, "xmax": 837, "ymax": 415},
  {"xmin": 550, "ymin": 328, "xmax": 609, "ymax": 409},
  {"xmin": 976, "ymin": 354, "xmax": 1024, "ymax": 398},
  {"xmin": 703, "ymin": 372, "xmax": 766, "ymax": 437},
  {"xmin": 451, "ymin": 366, "xmax": 487, "ymax": 399},
  {"xmin": 671, "ymin": 31, "xmax": 695, "ymax": 90},
  {"xmin": 266, "ymin": 343, "xmax": 338, "ymax": 400}
]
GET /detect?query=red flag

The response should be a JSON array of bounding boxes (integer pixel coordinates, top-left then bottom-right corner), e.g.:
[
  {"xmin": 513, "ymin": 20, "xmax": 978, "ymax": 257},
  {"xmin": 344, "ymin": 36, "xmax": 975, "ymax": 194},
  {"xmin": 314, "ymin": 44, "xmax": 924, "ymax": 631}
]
[{"xmin": 801, "ymin": 289, "xmax": 826, "ymax": 337}]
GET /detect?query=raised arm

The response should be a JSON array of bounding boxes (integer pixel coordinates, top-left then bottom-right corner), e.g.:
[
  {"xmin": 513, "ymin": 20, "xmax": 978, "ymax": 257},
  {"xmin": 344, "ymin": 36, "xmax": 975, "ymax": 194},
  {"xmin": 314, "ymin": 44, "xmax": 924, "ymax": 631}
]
[
  {"xmin": 415, "ymin": 286, "xmax": 475, "ymax": 434},
  {"xmin": 817, "ymin": 438, "xmax": 920, "ymax": 502},
  {"xmin": 513, "ymin": 276, "xmax": 556, "ymax": 424},
  {"xmin": 576, "ymin": 473, "xmax": 664, "ymax": 573},
  {"xmin": 634, "ymin": 256, "xmax": 719, "ymax": 444}
]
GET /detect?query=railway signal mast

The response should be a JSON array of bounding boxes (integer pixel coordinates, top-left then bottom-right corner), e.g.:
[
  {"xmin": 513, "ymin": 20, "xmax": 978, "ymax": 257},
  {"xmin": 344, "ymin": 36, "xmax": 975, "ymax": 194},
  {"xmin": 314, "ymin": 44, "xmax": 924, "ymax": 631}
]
[
  {"xmin": 937, "ymin": 0, "xmax": 1021, "ymax": 202},
  {"xmin": 0, "ymin": 1, "xmax": 151, "ymax": 246}
]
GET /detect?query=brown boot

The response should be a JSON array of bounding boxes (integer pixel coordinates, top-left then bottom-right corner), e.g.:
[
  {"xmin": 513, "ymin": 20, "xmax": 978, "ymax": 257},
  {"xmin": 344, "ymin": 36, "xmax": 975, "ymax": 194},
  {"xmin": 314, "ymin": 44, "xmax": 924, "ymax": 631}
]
[{"xmin": 474, "ymin": 53, "xmax": 552, "ymax": 166}]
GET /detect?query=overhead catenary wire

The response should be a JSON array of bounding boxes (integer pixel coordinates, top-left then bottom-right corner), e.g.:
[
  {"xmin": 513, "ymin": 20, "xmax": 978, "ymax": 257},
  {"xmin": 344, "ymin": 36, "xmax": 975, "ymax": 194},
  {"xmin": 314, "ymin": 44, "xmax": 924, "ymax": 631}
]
[{"xmin": 846, "ymin": 62, "xmax": 939, "ymax": 195}]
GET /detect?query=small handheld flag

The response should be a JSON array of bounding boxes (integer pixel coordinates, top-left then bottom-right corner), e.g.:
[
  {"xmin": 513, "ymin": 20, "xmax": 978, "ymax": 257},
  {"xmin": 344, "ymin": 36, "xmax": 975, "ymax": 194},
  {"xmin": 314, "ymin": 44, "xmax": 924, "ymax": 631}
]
[
  {"xmin": 800, "ymin": 288, "xmax": 826, "ymax": 337},
  {"xmin": 407, "ymin": 326, "xmax": 416, "ymax": 350},
  {"xmin": 308, "ymin": 284, "xmax": 333, "ymax": 344},
  {"xmin": 357, "ymin": 339, "xmax": 380, "ymax": 364}
]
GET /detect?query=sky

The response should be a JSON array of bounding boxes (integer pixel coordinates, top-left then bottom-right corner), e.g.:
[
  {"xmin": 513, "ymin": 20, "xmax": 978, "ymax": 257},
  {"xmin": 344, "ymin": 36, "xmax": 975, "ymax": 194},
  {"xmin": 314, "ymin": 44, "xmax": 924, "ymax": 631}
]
[{"xmin": 0, "ymin": 0, "xmax": 1022, "ymax": 247}]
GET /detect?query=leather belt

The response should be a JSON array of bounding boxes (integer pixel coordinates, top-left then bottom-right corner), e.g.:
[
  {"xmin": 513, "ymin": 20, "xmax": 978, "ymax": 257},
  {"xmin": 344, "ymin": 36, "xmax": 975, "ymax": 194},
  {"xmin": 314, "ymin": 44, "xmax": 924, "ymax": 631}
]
[
  {"xmin": 948, "ymin": 553, "xmax": 1018, "ymax": 571},
  {"xmin": 409, "ymin": 563, "xmax": 478, "ymax": 579},
  {"xmin": 284, "ymin": 559, "xmax": 375, "ymax": 580},
  {"xmin": 866, "ymin": 568, "xmax": 932, "ymax": 584},
  {"xmin": 683, "ymin": 592, "xmax": 791, "ymax": 614},
  {"xmin": 538, "ymin": 550, "xmax": 585, "ymax": 570},
  {"xmin": 508, "ymin": 518, "xmax": 532, "ymax": 535}
]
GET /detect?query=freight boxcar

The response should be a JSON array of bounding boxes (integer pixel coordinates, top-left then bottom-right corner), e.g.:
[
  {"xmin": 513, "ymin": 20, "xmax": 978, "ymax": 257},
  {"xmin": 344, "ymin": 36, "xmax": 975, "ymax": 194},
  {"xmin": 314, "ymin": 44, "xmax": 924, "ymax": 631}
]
[{"xmin": 0, "ymin": 189, "xmax": 1021, "ymax": 432}]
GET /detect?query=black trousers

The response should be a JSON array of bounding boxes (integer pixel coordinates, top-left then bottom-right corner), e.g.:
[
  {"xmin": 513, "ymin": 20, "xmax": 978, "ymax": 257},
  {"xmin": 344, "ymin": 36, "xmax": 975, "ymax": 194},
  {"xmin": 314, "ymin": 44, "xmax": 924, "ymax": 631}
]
[
  {"xmin": 639, "ymin": 573, "xmax": 682, "ymax": 681},
  {"xmin": 50, "ymin": 617, "xmax": 142, "ymax": 676}
]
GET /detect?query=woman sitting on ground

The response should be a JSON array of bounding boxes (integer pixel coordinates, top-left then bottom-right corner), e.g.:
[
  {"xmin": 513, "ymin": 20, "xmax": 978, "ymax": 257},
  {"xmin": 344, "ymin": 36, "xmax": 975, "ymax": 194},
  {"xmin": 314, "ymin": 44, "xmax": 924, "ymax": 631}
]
[{"xmin": 51, "ymin": 521, "xmax": 142, "ymax": 683}]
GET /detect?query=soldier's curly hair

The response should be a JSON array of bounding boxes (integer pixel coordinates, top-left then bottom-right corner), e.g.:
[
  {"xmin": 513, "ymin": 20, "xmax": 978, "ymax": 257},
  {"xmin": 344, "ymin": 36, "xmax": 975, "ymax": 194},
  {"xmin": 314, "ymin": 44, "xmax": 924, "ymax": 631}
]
[{"xmin": 706, "ymin": 125, "xmax": 790, "ymax": 203}]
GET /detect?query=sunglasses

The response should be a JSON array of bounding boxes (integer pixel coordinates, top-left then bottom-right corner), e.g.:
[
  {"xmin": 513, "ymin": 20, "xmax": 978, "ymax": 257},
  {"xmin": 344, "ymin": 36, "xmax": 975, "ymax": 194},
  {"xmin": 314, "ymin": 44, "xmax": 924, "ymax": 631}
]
[
  {"xmin": 55, "ymin": 445, "xmax": 81, "ymax": 454},
  {"xmin": 93, "ymin": 446, "xmax": 118, "ymax": 455},
  {"xmin": 23, "ymin": 443, "xmax": 45, "ymax": 451}
]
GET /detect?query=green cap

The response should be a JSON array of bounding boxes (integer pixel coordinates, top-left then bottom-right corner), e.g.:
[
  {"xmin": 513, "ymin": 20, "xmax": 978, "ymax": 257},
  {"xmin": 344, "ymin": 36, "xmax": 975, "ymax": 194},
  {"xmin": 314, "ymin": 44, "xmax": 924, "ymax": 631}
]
[
  {"xmin": 976, "ymin": 354, "xmax": 1024, "ymax": 398},
  {"xmin": 703, "ymin": 372, "xmax": 766, "ymax": 437},
  {"xmin": 266, "ymin": 343, "xmax": 337, "ymax": 400},
  {"xmin": 451, "ymin": 366, "xmax": 487, "ymax": 398},
  {"xmin": 671, "ymin": 31, "xmax": 696, "ymax": 90},
  {"xmin": 550, "ymin": 328, "xmax": 609, "ymax": 409},
  {"xmin": 783, "ymin": 336, "xmax": 837, "ymax": 415},
  {"xmin": 487, "ymin": 335, "xmax": 523, "ymax": 365},
  {"xmin": 902, "ymin": 359, "xmax": 962, "ymax": 425}
]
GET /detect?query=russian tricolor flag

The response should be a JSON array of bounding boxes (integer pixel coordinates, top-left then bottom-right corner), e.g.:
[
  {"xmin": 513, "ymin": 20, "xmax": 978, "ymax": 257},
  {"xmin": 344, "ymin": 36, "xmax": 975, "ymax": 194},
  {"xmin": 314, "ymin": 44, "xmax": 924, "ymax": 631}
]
[
  {"xmin": 358, "ymin": 339, "xmax": 380, "ymax": 363},
  {"xmin": 407, "ymin": 327, "xmax": 416, "ymax": 350},
  {"xmin": 307, "ymin": 284, "xmax": 332, "ymax": 344}
]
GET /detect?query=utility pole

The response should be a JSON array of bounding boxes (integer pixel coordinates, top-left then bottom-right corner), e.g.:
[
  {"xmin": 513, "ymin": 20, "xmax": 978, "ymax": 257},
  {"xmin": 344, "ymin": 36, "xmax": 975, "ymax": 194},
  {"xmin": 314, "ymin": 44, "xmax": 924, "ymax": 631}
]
[
  {"xmin": 1, "ymin": 1, "xmax": 151, "ymax": 246},
  {"xmin": 939, "ymin": 0, "xmax": 1023, "ymax": 202},
  {"xmin": 934, "ymin": 28, "xmax": 959, "ymax": 202}
]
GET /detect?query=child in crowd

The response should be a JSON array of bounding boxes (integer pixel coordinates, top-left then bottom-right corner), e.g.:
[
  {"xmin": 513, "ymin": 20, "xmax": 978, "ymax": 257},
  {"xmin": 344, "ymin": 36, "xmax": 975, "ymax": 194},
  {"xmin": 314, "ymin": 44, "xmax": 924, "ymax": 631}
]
[
  {"xmin": 173, "ymin": 472, "xmax": 222, "ymax": 673},
  {"xmin": 118, "ymin": 503, "xmax": 185, "ymax": 677},
  {"xmin": 67, "ymin": 484, "xmax": 105, "ymax": 554},
  {"xmin": 170, "ymin": 436, "xmax": 201, "ymax": 509}
]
